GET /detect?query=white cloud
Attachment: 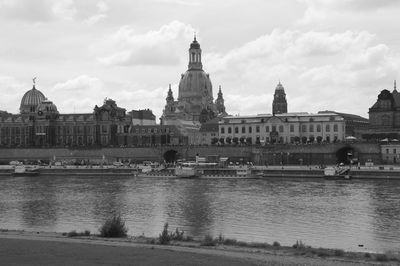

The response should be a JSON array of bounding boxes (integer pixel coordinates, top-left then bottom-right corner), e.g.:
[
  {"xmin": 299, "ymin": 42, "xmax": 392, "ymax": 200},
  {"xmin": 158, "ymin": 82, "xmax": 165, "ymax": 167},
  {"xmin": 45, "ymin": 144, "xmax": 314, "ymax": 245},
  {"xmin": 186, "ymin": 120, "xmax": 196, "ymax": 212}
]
[
  {"xmin": 52, "ymin": 0, "xmax": 77, "ymax": 20},
  {"xmin": 96, "ymin": 20, "xmax": 195, "ymax": 66},
  {"xmin": 206, "ymin": 29, "xmax": 400, "ymax": 117},
  {"xmin": 298, "ymin": 0, "xmax": 400, "ymax": 24},
  {"xmin": 0, "ymin": 75, "xmax": 28, "ymax": 113}
]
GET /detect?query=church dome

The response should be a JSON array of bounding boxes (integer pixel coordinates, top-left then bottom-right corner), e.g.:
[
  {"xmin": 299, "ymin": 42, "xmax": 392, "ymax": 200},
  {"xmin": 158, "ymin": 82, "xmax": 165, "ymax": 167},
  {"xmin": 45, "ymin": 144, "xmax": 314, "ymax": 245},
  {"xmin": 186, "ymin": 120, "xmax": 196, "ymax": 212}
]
[
  {"xmin": 178, "ymin": 70, "xmax": 213, "ymax": 99},
  {"xmin": 20, "ymin": 85, "xmax": 46, "ymax": 114}
]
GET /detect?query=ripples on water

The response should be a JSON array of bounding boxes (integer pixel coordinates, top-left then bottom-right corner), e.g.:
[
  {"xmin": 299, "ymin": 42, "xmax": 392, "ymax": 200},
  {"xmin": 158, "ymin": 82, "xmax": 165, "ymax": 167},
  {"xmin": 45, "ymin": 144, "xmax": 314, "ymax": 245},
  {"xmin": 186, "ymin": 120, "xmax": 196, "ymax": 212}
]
[{"xmin": 0, "ymin": 175, "xmax": 399, "ymax": 253}]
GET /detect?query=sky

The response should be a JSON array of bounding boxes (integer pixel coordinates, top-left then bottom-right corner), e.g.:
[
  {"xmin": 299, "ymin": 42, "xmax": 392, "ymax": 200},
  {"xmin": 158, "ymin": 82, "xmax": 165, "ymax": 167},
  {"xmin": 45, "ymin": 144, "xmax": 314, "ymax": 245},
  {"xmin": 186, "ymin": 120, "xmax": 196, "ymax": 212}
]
[{"xmin": 0, "ymin": 0, "xmax": 400, "ymax": 120}]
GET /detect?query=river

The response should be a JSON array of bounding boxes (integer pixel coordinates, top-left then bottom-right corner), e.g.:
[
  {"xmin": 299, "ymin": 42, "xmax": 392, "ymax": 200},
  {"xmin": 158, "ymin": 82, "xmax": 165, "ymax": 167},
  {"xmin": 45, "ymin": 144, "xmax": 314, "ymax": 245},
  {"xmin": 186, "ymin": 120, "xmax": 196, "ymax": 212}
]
[{"xmin": 0, "ymin": 175, "xmax": 399, "ymax": 253}]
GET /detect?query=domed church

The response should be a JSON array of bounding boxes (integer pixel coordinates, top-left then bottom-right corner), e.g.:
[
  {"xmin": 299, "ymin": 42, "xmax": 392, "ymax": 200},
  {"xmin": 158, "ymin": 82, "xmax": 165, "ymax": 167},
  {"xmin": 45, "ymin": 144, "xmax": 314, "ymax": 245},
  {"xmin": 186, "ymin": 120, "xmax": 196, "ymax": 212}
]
[{"xmin": 161, "ymin": 36, "xmax": 226, "ymax": 125}]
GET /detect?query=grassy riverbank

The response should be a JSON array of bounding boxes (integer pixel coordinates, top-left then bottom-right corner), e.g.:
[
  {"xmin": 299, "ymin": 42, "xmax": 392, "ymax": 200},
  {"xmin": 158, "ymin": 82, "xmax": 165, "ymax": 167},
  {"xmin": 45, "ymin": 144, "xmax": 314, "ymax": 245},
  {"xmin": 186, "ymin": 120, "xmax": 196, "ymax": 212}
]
[{"xmin": 0, "ymin": 229, "xmax": 398, "ymax": 265}]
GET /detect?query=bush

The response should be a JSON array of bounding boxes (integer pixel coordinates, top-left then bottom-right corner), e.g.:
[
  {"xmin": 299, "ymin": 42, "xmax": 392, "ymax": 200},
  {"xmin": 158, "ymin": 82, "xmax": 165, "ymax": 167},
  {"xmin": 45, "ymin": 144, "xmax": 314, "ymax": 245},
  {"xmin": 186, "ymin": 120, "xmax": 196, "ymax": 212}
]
[
  {"xmin": 201, "ymin": 234, "xmax": 216, "ymax": 246},
  {"xmin": 67, "ymin": 230, "xmax": 78, "ymax": 237},
  {"xmin": 334, "ymin": 249, "xmax": 345, "ymax": 256},
  {"xmin": 99, "ymin": 214, "xmax": 128, "ymax": 238},
  {"xmin": 223, "ymin": 238, "xmax": 237, "ymax": 246},
  {"xmin": 364, "ymin": 252, "xmax": 371, "ymax": 258},
  {"xmin": 293, "ymin": 240, "xmax": 306, "ymax": 249},
  {"xmin": 272, "ymin": 241, "xmax": 281, "ymax": 247},
  {"xmin": 316, "ymin": 248, "xmax": 330, "ymax": 257},
  {"xmin": 159, "ymin": 223, "xmax": 171, "ymax": 245},
  {"xmin": 376, "ymin": 254, "xmax": 389, "ymax": 262},
  {"xmin": 158, "ymin": 223, "xmax": 186, "ymax": 244}
]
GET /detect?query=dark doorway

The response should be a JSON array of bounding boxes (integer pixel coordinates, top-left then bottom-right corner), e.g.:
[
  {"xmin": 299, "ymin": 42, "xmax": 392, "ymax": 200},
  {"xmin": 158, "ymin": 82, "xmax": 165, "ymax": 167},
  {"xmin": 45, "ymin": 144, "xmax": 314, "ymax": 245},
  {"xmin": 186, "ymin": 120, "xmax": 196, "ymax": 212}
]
[
  {"xmin": 164, "ymin": 150, "xmax": 178, "ymax": 163},
  {"xmin": 336, "ymin": 146, "xmax": 357, "ymax": 164}
]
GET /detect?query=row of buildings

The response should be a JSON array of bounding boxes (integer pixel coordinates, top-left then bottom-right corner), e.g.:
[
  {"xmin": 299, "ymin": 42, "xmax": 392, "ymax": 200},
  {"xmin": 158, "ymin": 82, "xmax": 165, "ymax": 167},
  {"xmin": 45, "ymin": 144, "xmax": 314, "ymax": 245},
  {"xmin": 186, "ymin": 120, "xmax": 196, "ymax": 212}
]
[{"xmin": 0, "ymin": 37, "xmax": 396, "ymax": 149}]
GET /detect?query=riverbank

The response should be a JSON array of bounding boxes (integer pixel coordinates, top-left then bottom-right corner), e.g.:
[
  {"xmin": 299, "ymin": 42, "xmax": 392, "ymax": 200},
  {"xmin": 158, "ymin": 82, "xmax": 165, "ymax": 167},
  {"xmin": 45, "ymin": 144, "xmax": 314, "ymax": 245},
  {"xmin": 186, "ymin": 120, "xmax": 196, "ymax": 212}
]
[
  {"xmin": 0, "ymin": 230, "xmax": 397, "ymax": 266},
  {"xmin": 1, "ymin": 164, "xmax": 400, "ymax": 179}
]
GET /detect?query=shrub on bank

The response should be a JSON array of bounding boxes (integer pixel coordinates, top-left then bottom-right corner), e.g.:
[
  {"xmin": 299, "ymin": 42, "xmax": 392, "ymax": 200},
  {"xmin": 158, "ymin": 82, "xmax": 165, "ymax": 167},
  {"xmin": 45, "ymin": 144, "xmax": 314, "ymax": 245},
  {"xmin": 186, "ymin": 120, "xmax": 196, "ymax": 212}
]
[
  {"xmin": 158, "ymin": 223, "xmax": 186, "ymax": 244},
  {"xmin": 99, "ymin": 214, "xmax": 128, "ymax": 238},
  {"xmin": 201, "ymin": 234, "xmax": 216, "ymax": 246},
  {"xmin": 66, "ymin": 230, "xmax": 91, "ymax": 237}
]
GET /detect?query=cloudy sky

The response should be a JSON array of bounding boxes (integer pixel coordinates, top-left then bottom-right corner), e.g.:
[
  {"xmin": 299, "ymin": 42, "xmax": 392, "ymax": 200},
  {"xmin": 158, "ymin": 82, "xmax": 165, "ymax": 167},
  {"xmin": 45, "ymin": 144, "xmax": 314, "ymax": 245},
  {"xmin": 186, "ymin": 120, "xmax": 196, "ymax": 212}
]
[{"xmin": 1, "ymin": 0, "xmax": 399, "ymax": 120}]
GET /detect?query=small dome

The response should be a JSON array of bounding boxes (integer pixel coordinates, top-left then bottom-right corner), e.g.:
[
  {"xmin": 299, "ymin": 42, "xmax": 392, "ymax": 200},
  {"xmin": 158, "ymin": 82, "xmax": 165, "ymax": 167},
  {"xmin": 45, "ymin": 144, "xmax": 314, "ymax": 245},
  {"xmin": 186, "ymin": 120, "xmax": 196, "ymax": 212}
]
[
  {"xmin": 37, "ymin": 99, "xmax": 58, "ymax": 113},
  {"xmin": 20, "ymin": 85, "xmax": 46, "ymax": 114},
  {"xmin": 275, "ymin": 82, "xmax": 285, "ymax": 91},
  {"xmin": 190, "ymin": 37, "xmax": 200, "ymax": 49}
]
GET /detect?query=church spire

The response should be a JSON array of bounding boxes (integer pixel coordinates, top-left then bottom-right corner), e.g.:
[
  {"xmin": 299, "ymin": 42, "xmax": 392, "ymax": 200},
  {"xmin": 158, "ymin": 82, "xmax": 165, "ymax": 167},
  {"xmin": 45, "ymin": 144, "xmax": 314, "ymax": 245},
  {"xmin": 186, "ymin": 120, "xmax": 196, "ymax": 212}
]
[
  {"xmin": 166, "ymin": 84, "xmax": 174, "ymax": 103},
  {"xmin": 215, "ymin": 85, "xmax": 226, "ymax": 114}
]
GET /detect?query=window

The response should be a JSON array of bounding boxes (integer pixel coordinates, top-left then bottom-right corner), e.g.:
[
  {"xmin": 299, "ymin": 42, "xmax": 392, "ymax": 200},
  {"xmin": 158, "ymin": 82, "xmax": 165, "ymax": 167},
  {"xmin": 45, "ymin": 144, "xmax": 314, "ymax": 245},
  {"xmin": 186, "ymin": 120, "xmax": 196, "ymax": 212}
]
[
  {"xmin": 326, "ymin": 124, "xmax": 330, "ymax": 132},
  {"xmin": 221, "ymin": 127, "xmax": 225, "ymax": 134},
  {"xmin": 265, "ymin": 126, "xmax": 269, "ymax": 132},
  {"xmin": 309, "ymin": 125, "xmax": 314, "ymax": 132},
  {"xmin": 317, "ymin": 125, "xmax": 321, "ymax": 132},
  {"xmin": 290, "ymin": 125, "xmax": 294, "ymax": 132},
  {"xmin": 386, "ymin": 148, "xmax": 389, "ymax": 154},
  {"xmin": 394, "ymin": 149, "xmax": 397, "ymax": 154},
  {"xmin": 279, "ymin": 125, "xmax": 284, "ymax": 133},
  {"xmin": 302, "ymin": 125, "xmax": 307, "ymax": 132},
  {"xmin": 333, "ymin": 124, "xmax": 338, "ymax": 132},
  {"xmin": 228, "ymin": 127, "xmax": 232, "ymax": 134},
  {"xmin": 242, "ymin": 126, "xmax": 246, "ymax": 134},
  {"xmin": 272, "ymin": 125, "xmax": 276, "ymax": 132},
  {"xmin": 235, "ymin": 127, "xmax": 239, "ymax": 134},
  {"xmin": 248, "ymin": 127, "xmax": 252, "ymax": 133},
  {"xmin": 256, "ymin": 126, "xmax": 260, "ymax": 133}
]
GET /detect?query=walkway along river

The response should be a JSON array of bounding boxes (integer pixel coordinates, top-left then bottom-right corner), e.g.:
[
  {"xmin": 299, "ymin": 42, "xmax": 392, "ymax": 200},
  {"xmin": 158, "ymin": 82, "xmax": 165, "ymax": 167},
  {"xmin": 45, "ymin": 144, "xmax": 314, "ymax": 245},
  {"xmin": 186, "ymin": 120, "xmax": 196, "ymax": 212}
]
[{"xmin": 0, "ymin": 174, "xmax": 399, "ymax": 253}]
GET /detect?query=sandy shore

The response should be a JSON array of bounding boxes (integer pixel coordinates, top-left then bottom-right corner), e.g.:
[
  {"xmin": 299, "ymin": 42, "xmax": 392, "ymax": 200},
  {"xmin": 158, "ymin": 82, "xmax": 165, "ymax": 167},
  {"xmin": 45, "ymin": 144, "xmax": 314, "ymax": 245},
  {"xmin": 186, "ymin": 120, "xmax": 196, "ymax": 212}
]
[{"xmin": 0, "ymin": 230, "xmax": 394, "ymax": 266}]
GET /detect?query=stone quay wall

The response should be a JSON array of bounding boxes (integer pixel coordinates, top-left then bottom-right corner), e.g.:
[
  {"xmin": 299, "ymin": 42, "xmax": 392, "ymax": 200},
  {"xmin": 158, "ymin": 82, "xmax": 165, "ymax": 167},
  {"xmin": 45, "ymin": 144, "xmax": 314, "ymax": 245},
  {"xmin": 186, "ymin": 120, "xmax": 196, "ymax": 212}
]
[{"xmin": 0, "ymin": 143, "xmax": 381, "ymax": 165}]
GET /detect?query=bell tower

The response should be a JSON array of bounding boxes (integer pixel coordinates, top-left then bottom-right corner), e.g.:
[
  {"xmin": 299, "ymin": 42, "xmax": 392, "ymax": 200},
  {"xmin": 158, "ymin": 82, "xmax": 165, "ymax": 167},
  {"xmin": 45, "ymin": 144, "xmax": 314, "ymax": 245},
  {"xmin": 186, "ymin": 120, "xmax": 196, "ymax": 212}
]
[{"xmin": 272, "ymin": 81, "xmax": 288, "ymax": 115}]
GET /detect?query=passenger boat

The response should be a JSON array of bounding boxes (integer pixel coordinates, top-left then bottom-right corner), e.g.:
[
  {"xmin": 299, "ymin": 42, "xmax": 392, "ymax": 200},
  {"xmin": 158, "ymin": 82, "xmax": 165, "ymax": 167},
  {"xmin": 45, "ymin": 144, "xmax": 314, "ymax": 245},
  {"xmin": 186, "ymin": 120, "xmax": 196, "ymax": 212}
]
[
  {"xmin": 175, "ymin": 163, "xmax": 200, "ymax": 178},
  {"xmin": 323, "ymin": 166, "xmax": 351, "ymax": 180},
  {"xmin": 198, "ymin": 165, "xmax": 258, "ymax": 179},
  {"xmin": 12, "ymin": 165, "xmax": 40, "ymax": 176}
]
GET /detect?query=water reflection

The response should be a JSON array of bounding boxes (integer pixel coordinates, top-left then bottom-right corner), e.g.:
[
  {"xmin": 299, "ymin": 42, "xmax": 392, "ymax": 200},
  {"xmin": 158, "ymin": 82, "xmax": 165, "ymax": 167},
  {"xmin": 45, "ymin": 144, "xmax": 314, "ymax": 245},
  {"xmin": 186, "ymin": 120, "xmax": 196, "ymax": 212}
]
[{"xmin": 0, "ymin": 175, "xmax": 399, "ymax": 252}]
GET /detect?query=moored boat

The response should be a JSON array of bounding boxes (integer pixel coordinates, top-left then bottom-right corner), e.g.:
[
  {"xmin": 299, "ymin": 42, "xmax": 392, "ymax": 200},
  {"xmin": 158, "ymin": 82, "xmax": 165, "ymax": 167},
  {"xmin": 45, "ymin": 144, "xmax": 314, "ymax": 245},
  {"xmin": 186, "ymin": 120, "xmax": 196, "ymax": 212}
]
[
  {"xmin": 323, "ymin": 166, "xmax": 351, "ymax": 180},
  {"xmin": 12, "ymin": 165, "xmax": 40, "ymax": 176}
]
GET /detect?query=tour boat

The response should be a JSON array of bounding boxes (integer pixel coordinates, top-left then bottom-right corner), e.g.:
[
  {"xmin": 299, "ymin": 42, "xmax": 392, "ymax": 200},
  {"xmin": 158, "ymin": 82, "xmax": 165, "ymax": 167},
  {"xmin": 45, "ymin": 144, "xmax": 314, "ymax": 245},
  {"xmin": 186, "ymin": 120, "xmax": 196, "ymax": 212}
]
[
  {"xmin": 175, "ymin": 165, "xmax": 200, "ymax": 178},
  {"xmin": 323, "ymin": 166, "xmax": 351, "ymax": 180},
  {"xmin": 198, "ymin": 165, "xmax": 258, "ymax": 179},
  {"xmin": 12, "ymin": 165, "xmax": 40, "ymax": 176}
]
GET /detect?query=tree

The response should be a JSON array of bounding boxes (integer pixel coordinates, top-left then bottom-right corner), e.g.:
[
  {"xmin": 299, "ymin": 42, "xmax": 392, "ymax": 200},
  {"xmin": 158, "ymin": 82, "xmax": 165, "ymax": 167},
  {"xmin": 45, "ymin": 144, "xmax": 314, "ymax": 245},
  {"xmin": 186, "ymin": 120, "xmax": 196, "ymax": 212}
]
[
  {"xmin": 226, "ymin": 137, "xmax": 232, "ymax": 144},
  {"xmin": 246, "ymin": 137, "xmax": 252, "ymax": 145},
  {"xmin": 239, "ymin": 137, "xmax": 245, "ymax": 144},
  {"xmin": 219, "ymin": 137, "xmax": 225, "ymax": 144},
  {"xmin": 232, "ymin": 137, "xmax": 239, "ymax": 145},
  {"xmin": 309, "ymin": 136, "xmax": 315, "ymax": 143},
  {"xmin": 301, "ymin": 136, "xmax": 307, "ymax": 144},
  {"xmin": 294, "ymin": 136, "xmax": 300, "ymax": 143},
  {"xmin": 316, "ymin": 136, "xmax": 323, "ymax": 143},
  {"xmin": 211, "ymin": 137, "xmax": 219, "ymax": 145}
]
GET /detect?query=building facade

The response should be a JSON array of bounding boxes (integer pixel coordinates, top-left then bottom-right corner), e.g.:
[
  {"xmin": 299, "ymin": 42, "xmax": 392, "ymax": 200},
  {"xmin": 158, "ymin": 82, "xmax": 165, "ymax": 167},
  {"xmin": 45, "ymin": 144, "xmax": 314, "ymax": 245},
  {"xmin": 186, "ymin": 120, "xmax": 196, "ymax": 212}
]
[{"xmin": 218, "ymin": 112, "xmax": 346, "ymax": 145}]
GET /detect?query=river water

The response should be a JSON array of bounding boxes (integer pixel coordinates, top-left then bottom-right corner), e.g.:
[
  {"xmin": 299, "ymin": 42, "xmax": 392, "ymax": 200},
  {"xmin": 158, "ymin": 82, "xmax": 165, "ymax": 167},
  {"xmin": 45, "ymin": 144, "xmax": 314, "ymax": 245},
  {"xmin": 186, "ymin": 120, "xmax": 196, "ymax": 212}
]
[{"xmin": 0, "ymin": 175, "xmax": 399, "ymax": 253}]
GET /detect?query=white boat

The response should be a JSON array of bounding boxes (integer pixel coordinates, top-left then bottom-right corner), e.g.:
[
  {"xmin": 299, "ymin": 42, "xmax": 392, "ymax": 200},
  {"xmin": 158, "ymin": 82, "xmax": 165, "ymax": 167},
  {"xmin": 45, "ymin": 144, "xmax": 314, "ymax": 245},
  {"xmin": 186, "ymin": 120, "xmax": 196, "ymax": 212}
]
[
  {"xmin": 199, "ymin": 165, "xmax": 257, "ymax": 179},
  {"xmin": 175, "ymin": 166, "xmax": 200, "ymax": 178},
  {"xmin": 324, "ymin": 166, "xmax": 351, "ymax": 180},
  {"xmin": 12, "ymin": 165, "xmax": 40, "ymax": 176}
]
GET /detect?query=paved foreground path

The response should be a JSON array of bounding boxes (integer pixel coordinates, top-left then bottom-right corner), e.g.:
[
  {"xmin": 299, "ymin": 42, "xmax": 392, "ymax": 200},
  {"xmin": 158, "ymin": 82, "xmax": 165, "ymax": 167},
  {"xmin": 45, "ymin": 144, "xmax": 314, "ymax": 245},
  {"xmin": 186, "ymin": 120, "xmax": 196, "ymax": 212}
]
[{"xmin": 0, "ymin": 235, "xmax": 391, "ymax": 266}]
